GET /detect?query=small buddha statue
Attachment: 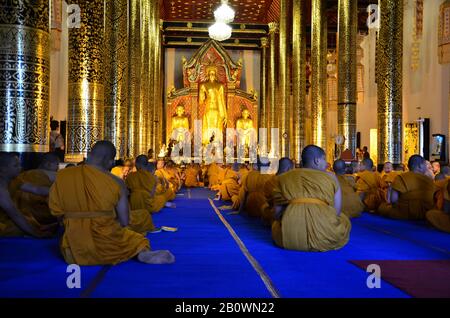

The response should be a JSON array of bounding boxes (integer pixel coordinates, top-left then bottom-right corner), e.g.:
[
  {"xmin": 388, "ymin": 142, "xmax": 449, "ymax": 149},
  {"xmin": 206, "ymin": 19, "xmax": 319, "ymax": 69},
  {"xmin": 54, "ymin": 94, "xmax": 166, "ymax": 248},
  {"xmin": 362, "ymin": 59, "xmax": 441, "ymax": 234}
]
[
  {"xmin": 171, "ymin": 105, "xmax": 190, "ymax": 143},
  {"xmin": 236, "ymin": 108, "xmax": 255, "ymax": 153}
]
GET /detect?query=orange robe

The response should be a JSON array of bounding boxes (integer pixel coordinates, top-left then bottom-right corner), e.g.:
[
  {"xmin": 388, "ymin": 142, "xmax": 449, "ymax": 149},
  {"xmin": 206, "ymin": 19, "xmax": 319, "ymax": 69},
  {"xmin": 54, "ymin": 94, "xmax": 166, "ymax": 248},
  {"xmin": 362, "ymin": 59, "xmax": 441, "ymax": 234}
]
[
  {"xmin": 271, "ymin": 169, "xmax": 351, "ymax": 251},
  {"xmin": 378, "ymin": 172, "xmax": 435, "ymax": 220},
  {"xmin": 217, "ymin": 168, "xmax": 240, "ymax": 201},
  {"xmin": 356, "ymin": 170, "xmax": 383, "ymax": 211},
  {"xmin": 184, "ymin": 166, "xmax": 203, "ymax": 187},
  {"xmin": 126, "ymin": 170, "xmax": 165, "ymax": 216},
  {"xmin": 9, "ymin": 169, "xmax": 57, "ymax": 225},
  {"xmin": 261, "ymin": 175, "xmax": 277, "ymax": 225},
  {"xmin": 380, "ymin": 171, "xmax": 401, "ymax": 200},
  {"xmin": 49, "ymin": 165, "xmax": 150, "ymax": 265},
  {"xmin": 207, "ymin": 163, "xmax": 223, "ymax": 187},
  {"xmin": 240, "ymin": 171, "xmax": 272, "ymax": 217},
  {"xmin": 337, "ymin": 174, "xmax": 364, "ymax": 218},
  {"xmin": 426, "ymin": 179, "xmax": 450, "ymax": 233}
]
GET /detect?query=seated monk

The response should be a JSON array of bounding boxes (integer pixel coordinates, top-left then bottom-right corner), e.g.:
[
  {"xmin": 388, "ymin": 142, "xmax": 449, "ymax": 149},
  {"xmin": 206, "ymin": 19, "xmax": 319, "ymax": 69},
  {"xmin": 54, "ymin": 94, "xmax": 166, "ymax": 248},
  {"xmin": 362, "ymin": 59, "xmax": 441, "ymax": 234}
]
[
  {"xmin": 380, "ymin": 162, "xmax": 402, "ymax": 200},
  {"xmin": 49, "ymin": 141, "xmax": 174, "ymax": 265},
  {"xmin": 212, "ymin": 164, "xmax": 240, "ymax": 202},
  {"xmin": 184, "ymin": 163, "xmax": 204, "ymax": 187},
  {"xmin": 238, "ymin": 160, "xmax": 274, "ymax": 218},
  {"xmin": 333, "ymin": 159, "xmax": 364, "ymax": 218},
  {"xmin": 271, "ymin": 145, "xmax": 351, "ymax": 251},
  {"xmin": 0, "ymin": 152, "xmax": 55, "ymax": 237},
  {"xmin": 206, "ymin": 162, "xmax": 223, "ymax": 188},
  {"xmin": 262, "ymin": 157, "xmax": 294, "ymax": 225},
  {"xmin": 356, "ymin": 158, "xmax": 383, "ymax": 212},
  {"xmin": 426, "ymin": 178, "xmax": 450, "ymax": 233},
  {"xmin": 155, "ymin": 160, "xmax": 179, "ymax": 195},
  {"xmin": 435, "ymin": 166, "xmax": 450, "ymax": 181},
  {"xmin": 126, "ymin": 155, "xmax": 175, "ymax": 216},
  {"xmin": 166, "ymin": 161, "xmax": 182, "ymax": 192},
  {"xmin": 9, "ymin": 153, "xmax": 60, "ymax": 225},
  {"xmin": 378, "ymin": 155, "xmax": 435, "ymax": 220}
]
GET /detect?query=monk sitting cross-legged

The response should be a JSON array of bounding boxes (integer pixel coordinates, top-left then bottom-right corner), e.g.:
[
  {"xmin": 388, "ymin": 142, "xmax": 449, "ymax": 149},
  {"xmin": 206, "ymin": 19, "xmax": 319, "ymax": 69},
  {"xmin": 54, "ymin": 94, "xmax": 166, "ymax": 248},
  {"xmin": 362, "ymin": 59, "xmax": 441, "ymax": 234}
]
[
  {"xmin": 426, "ymin": 178, "xmax": 450, "ymax": 233},
  {"xmin": 378, "ymin": 155, "xmax": 435, "ymax": 220},
  {"xmin": 333, "ymin": 159, "xmax": 364, "ymax": 218},
  {"xmin": 271, "ymin": 145, "xmax": 351, "ymax": 251},
  {"xmin": 356, "ymin": 158, "xmax": 383, "ymax": 212},
  {"xmin": 184, "ymin": 163, "xmax": 204, "ymax": 187},
  {"xmin": 126, "ymin": 155, "xmax": 175, "ymax": 214},
  {"xmin": 9, "ymin": 152, "xmax": 60, "ymax": 226},
  {"xmin": 49, "ymin": 141, "xmax": 175, "ymax": 265},
  {"xmin": 211, "ymin": 164, "xmax": 240, "ymax": 202},
  {"xmin": 0, "ymin": 152, "xmax": 56, "ymax": 237}
]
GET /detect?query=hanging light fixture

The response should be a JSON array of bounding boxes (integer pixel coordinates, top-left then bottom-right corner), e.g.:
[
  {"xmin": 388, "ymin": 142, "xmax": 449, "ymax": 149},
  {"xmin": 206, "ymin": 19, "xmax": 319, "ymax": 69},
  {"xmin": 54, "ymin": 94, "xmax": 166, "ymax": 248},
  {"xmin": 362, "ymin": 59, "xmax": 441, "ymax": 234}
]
[
  {"xmin": 208, "ymin": 21, "xmax": 232, "ymax": 42},
  {"xmin": 214, "ymin": 0, "xmax": 235, "ymax": 23}
]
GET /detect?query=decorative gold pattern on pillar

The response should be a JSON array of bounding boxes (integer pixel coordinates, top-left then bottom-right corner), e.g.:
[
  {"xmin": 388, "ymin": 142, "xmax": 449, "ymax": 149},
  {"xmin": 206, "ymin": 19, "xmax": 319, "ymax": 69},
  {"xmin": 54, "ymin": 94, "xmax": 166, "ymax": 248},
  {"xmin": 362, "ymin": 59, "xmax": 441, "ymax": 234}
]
[
  {"xmin": 377, "ymin": 0, "xmax": 403, "ymax": 165},
  {"xmin": 311, "ymin": 0, "xmax": 328, "ymax": 152},
  {"xmin": 278, "ymin": 0, "xmax": 291, "ymax": 157},
  {"xmin": 104, "ymin": 0, "xmax": 128, "ymax": 159},
  {"xmin": 0, "ymin": 1, "xmax": 50, "ymax": 152},
  {"xmin": 292, "ymin": 0, "xmax": 306, "ymax": 164},
  {"xmin": 337, "ymin": 0, "xmax": 357, "ymax": 156},
  {"xmin": 259, "ymin": 37, "xmax": 268, "ymax": 131},
  {"xmin": 140, "ymin": 1, "xmax": 151, "ymax": 154},
  {"xmin": 128, "ymin": 0, "xmax": 141, "ymax": 158},
  {"xmin": 67, "ymin": 0, "xmax": 104, "ymax": 160},
  {"xmin": 268, "ymin": 22, "xmax": 279, "ymax": 150},
  {"xmin": 152, "ymin": 2, "xmax": 162, "ymax": 152}
]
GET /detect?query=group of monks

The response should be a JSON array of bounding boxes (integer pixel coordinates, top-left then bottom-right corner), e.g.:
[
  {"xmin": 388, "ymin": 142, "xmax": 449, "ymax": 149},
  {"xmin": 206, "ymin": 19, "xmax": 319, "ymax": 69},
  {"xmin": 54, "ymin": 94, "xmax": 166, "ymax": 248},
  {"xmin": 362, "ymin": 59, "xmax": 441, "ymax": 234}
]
[{"xmin": 0, "ymin": 140, "xmax": 449, "ymax": 267}]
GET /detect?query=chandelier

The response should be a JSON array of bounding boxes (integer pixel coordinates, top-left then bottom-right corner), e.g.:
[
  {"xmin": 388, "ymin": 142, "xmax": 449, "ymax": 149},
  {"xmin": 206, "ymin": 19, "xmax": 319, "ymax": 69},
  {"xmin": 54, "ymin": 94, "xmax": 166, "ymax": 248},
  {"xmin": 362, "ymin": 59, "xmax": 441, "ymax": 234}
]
[
  {"xmin": 214, "ymin": 0, "xmax": 235, "ymax": 23},
  {"xmin": 208, "ymin": 22, "xmax": 232, "ymax": 42},
  {"xmin": 208, "ymin": 0, "xmax": 235, "ymax": 42}
]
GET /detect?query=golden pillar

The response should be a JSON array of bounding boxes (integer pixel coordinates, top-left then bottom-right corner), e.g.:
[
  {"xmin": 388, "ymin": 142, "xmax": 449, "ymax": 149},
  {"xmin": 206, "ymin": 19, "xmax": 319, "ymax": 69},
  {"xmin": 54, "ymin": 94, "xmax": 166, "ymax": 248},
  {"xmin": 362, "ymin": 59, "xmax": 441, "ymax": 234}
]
[
  {"xmin": 292, "ymin": 0, "xmax": 306, "ymax": 164},
  {"xmin": 152, "ymin": 3, "xmax": 162, "ymax": 152},
  {"xmin": 259, "ymin": 37, "xmax": 269, "ymax": 132},
  {"xmin": 268, "ymin": 22, "xmax": 279, "ymax": 150},
  {"xmin": 0, "ymin": 0, "xmax": 50, "ymax": 160},
  {"xmin": 337, "ymin": 0, "xmax": 358, "ymax": 156},
  {"xmin": 104, "ymin": 0, "xmax": 129, "ymax": 159},
  {"xmin": 67, "ymin": 0, "xmax": 104, "ymax": 160},
  {"xmin": 377, "ymin": 0, "xmax": 403, "ymax": 166},
  {"xmin": 278, "ymin": 0, "xmax": 291, "ymax": 158},
  {"xmin": 128, "ymin": 0, "xmax": 141, "ymax": 158},
  {"xmin": 140, "ymin": 1, "xmax": 151, "ymax": 154},
  {"xmin": 311, "ymin": 0, "xmax": 328, "ymax": 152}
]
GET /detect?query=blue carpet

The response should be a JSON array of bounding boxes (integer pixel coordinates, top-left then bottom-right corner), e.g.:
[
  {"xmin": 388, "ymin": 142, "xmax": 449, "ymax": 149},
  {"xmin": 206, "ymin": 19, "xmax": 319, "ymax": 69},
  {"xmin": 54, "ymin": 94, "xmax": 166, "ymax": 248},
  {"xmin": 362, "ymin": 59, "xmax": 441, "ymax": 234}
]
[{"xmin": 0, "ymin": 187, "xmax": 449, "ymax": 298}]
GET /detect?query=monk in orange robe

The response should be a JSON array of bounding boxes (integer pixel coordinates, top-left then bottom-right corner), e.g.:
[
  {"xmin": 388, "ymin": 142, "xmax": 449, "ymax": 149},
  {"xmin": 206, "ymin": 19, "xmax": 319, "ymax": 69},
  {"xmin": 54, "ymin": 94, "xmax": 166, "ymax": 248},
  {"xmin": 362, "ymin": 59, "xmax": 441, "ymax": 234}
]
[
  {"xmin": 426, "ymin": 178, "xmax": 450, "ymax": 233},
  {"xmin": 126, "ymin": 155, "xmax": 175, "ymax": 218},
  {"xmin": 378, "ymin": 155, "xmax": 435, "ymax": 220},
  {"xmin": 356, "ymin": 158, "xmax": 383, "ymax": 212},
  {"xmin": 206, "ymin": 162, "xmax": 223, "ymax": 188},
  {"xmin": 184, "ymin": 163, "xmax": 204, "ymax": 187},
  {"xmin": 333, "ymin": 159, "xmax": 364, "ymax": 218},
  {"xmin": 272, "ymin": 145, "xmax": 351, "ymax": 251},
  {"xmin": 261, "ymin": 158, "xmax": 294, "ymax": 225},
  {"xmin": 0, "ymin": 153, "xmax": 55, "ymax": 237},
  {"xmin": 155, "ymin": 160, "xmax": 179, "ymax": 195},
  {"xmin": 49, "ymin": 141, "xmax": 174, "ymax": 265},
  {"xmin": 238, "ymin": 161, "xmax": 274, "ymax": 218},
  {"xmin": 9, "ymin": 153, "xmax": 60, "ymax": 225},
  {"xmin": 380, "ymin": 162, "xmax": 402, "ymax": 200},
  {"xmin": 212, "ymin": 164, "xmax": 240, "ymax": 202}
]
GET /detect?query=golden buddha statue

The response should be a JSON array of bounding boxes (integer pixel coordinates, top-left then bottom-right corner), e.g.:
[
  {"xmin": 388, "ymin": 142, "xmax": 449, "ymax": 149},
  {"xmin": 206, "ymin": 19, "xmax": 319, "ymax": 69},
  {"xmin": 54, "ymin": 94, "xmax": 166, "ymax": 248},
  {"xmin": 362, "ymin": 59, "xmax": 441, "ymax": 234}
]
[
  {"xmin": 199, "ymin": 66, "xmax": 227, "ymax": 144},
  {"xmin": 236, "ymin": 108, "xmax": 255, "ymax": 149},
  {"xmin": 171, "ymin": 105, "xmax": 190, "ymax": 142}
]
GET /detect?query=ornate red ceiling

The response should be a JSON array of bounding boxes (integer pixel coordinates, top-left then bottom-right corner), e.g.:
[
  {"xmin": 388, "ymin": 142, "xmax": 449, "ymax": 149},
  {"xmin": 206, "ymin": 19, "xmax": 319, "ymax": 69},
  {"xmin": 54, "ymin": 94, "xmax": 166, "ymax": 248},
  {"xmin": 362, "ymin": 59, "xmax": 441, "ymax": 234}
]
[{"xmin": 161, "ymin": 0, "xmax": 279, "ymax": 24}]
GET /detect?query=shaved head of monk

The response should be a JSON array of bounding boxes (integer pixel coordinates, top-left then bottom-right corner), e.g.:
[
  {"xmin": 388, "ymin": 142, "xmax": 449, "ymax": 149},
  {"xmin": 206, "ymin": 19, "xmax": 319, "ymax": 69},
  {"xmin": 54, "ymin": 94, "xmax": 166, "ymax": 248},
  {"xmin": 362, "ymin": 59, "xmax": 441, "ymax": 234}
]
[
  {"xmin": 360, "ymin": 158, "xmax": 374, "ymax": 171},
  {"xmin": 301, "ymin": 145, "xmax": 327, "ymax": 171},
  {"xmin": 39, "ymin": 152, "xmax": 60, "ymax": 172},
  {"xmin": 277, "ymin": 157, "xmax": 294, "ymax": 175},
  {"xmin": 333, "ymin": 159, "xmax": 346, "ymax": 175},
  {"xmin": 408, "ymin": 155, "xmax": 427, "ymax": 174},
  {"xmin": 383, "ymin": 162, "xmax": 393, "ymax": 173},
  {"xmin": 135, "ymin": 155, "xmax": 149, "ymax": 170},
  {"xmin": 0, "ymin": 152, "xmax": 21, "ymax": 180},
  {"xmin": 87, "ymin": 140, "xmax": 117, "ymax": 171}
]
